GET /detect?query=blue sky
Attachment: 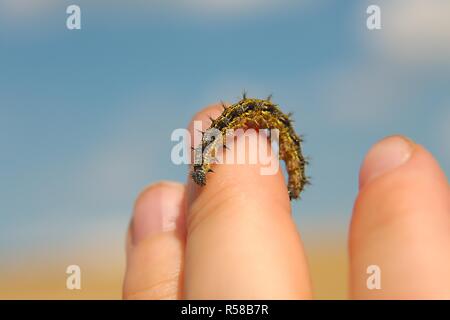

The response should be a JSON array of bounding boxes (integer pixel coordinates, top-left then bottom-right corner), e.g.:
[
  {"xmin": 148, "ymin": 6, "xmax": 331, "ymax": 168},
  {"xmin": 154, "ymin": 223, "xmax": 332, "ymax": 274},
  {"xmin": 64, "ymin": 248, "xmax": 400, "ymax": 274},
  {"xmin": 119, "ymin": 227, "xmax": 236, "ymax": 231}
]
[{"xmin": 1, "ymin": 0, "xmax": 449, "ymax": 262}]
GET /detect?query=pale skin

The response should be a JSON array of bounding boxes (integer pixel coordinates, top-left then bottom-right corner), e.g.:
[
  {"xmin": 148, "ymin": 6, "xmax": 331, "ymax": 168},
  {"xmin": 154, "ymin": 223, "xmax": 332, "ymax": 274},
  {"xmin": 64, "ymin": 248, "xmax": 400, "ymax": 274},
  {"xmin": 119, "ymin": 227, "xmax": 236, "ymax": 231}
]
[{"xmin": 123, "ymin": 104, "xmax": 450, "ymax": 299}]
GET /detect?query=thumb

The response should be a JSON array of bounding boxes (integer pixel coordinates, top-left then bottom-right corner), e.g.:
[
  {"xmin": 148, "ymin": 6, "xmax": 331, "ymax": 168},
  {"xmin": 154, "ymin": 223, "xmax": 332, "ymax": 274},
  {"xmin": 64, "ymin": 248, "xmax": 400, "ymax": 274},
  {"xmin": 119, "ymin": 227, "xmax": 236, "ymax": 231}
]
[
  {"xmin": 183, "ymin": 104, "xmax": 312, "ymax": 299},
  {"xmin": 350, "ymin": 136, "xmax": 450, "ymax": 299}
]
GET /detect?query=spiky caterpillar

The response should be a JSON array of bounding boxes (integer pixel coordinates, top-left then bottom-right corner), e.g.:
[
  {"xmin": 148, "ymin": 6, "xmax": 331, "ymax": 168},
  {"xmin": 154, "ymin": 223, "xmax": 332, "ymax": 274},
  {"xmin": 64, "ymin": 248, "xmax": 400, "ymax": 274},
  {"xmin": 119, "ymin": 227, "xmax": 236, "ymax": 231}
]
[{"xmin": 191, "ymin": 95, "xmax": 308, "ymax": 200}]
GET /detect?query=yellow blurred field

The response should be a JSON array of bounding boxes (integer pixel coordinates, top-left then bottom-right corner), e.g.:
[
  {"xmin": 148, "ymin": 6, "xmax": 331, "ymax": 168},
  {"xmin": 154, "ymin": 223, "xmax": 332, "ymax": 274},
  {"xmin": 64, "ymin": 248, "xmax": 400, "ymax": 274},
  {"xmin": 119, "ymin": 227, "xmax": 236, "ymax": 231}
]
[{"xmin": 1, "ymin": 235, "xmax": 347, "ymax": 300}]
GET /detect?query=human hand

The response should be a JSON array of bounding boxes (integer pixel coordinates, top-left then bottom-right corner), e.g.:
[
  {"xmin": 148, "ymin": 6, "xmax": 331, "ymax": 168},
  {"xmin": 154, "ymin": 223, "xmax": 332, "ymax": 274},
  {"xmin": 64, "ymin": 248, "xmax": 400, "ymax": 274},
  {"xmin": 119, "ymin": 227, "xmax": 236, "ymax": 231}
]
[{"xmin": 123, "ymin": 103, "xmax": 450, "ymax": 299}]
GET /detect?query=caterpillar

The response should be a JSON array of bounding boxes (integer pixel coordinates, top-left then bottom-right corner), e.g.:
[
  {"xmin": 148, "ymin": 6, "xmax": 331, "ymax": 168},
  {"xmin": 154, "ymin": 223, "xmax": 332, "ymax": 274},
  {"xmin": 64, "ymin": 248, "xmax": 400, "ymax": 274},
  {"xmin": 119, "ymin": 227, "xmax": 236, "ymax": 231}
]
[{"xmin": 191, "ymin": 94, "xmax": 309, "ymax": 200}]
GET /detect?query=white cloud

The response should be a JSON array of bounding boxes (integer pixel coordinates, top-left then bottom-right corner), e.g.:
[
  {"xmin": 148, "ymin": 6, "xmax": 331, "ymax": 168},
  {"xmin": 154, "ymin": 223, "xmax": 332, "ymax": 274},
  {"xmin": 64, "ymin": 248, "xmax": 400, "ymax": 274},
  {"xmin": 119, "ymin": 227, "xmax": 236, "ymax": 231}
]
[
  {"xmin": 332, "ymin": 0, "xmax": 450, "ymax": 125},
  {"xmin": 178, "ymin": 0, "xmax": 299, "ymax": 15},
  {"xmin": 0, "ymin": 0, "xmax": 307, "ymax": 21},
  {"xmin": 368, "ymin": 0, "xmax": 450, "ymax": 65},
  {"xmin": 0, "ymin": 0, "xmax": 56, "ymax": 18}
]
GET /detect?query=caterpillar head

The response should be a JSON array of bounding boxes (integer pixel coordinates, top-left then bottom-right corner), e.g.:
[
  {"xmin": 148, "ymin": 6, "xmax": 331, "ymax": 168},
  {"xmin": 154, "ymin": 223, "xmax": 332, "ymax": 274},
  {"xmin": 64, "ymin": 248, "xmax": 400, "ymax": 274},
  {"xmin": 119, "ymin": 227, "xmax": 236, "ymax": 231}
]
[{"xmin": 191, "ymin": 167, "xmax": 206, "ymax": 186}]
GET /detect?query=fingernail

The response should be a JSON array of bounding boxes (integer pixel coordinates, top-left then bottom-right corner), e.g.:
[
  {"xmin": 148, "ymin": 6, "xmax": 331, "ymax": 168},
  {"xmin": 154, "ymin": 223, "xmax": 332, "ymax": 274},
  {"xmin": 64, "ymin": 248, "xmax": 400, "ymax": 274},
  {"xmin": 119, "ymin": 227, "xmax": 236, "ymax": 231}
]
[
  {"xmin": 359, "ymin": 136, "xmax": 415, "ymax": 189},
  {"xmin": 131, "ymin": 182, "xmax": 184, "ymax": 245}
]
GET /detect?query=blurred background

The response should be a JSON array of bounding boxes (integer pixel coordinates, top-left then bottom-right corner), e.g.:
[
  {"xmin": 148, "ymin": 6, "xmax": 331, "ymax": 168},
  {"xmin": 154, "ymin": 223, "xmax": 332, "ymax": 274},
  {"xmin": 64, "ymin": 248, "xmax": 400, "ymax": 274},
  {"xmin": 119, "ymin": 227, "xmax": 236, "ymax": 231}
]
[{"xmin": 0, "ymin": 0, "xmax": 449, "ymax": 299}]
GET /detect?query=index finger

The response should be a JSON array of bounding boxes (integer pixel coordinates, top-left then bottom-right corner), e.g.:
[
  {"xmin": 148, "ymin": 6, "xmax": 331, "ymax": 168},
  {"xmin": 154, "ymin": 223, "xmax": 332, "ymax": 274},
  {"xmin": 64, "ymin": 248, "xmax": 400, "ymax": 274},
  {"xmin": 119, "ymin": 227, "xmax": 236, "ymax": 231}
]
[{"xmin": 183, "ymin": 103, "xmax": 312, "ymax": 299}]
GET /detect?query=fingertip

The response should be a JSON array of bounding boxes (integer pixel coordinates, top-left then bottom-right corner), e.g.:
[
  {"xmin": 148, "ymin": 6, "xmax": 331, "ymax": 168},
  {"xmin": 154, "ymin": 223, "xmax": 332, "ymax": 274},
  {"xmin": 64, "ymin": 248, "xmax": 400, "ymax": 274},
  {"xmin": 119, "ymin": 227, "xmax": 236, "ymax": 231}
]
[
  {"xmin": 124, "ymin": 181, "xmax": 186, "ymax": 300},
  {"xmin": 131, "ymin": 181, "xmax": 186, "ymax": 245},
  {"xmin": 187, "ymin": 103, "xmax": 225, "ymax": 137},
  {"xmin": 359, "ymin": 135, "xmax": 415, "ymax": 190}
]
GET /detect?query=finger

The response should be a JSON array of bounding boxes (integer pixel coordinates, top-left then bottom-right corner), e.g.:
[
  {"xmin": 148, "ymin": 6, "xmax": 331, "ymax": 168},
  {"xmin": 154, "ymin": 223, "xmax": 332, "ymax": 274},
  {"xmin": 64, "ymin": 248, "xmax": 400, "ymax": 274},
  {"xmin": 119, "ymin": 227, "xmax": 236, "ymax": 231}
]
[
  {"xmin": 350, "ymin": 135, "xmax": 450, "ymax": 299},
  {"xmin": 183, "ymin": 103, "xmax": 312, "ymax": 299},
  {"xmin": 123, "ymin": 181, "xmax": 186, "ymax": 300}
]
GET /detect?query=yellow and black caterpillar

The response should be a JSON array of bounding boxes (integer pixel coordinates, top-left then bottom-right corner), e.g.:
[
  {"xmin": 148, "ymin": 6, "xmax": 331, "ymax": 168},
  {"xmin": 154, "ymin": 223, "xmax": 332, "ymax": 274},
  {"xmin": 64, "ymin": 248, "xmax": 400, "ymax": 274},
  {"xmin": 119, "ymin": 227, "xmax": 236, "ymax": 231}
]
[{"xmin": 191, "ymin": 95, "xmax": 309, "ymax": 200}]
